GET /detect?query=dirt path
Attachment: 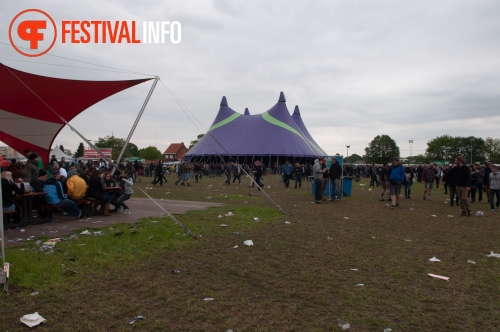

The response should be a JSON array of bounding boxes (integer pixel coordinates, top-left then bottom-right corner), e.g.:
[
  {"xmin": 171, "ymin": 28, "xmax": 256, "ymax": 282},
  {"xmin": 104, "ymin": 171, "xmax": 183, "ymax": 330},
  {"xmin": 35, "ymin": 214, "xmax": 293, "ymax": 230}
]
[{"xmin": 3, "ymin": 197, "xmax": 222, "ymax": 248}]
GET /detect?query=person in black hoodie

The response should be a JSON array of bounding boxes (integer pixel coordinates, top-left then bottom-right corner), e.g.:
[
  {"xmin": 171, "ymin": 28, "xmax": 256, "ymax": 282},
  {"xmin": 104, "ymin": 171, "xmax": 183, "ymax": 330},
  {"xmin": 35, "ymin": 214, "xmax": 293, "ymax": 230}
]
[
  {"xmin": 453, "ymin": 156, "xmax": 472, "ymax": 216},
  {"xmin": 329, "ymin": 158, "xmax": 342, "ymax": 201},
  {"xmin": 442, "ymin": 164, "xmax": 459, "ymax": 207},
  {"xmin": 2, "ymin": 171, "xmax": 24, "ymax": 212}
]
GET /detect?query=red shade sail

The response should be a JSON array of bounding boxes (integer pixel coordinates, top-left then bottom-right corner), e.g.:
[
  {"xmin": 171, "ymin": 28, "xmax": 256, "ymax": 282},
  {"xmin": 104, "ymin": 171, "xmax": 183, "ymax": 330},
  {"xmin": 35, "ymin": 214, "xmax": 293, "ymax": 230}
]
[{"xmin": 0, "ymin": 63, "xmax": 152, "ymax": 163}]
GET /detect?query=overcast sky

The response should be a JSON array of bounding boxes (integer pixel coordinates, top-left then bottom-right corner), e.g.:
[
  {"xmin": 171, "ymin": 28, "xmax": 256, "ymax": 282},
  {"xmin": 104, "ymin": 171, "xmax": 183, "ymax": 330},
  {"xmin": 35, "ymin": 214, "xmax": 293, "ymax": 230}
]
[{"xmin": 1, "ymin": 0, "xmax": 499, "ymax": 159}]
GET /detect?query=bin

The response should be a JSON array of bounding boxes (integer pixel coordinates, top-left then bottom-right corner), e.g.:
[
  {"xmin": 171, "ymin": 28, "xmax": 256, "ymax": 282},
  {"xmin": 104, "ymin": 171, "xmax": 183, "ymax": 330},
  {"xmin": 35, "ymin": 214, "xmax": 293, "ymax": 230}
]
[{"xmin": 342, "ymin": 177, "xmax": 353, "ymax": 197}]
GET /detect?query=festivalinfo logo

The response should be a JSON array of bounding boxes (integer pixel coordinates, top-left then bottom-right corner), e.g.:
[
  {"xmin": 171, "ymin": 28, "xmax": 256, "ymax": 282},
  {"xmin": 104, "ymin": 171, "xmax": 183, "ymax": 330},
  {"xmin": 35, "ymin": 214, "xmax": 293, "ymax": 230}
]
[{"xmin": 9, "ymin": 8, "xmax": 182, "ymax": 57}]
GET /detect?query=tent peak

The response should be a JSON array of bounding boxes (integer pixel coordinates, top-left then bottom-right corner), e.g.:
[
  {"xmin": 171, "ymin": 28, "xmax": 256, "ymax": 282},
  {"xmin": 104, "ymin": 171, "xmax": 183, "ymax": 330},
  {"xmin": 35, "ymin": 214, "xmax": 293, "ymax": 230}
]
[
  {"xmin": 279, "ymin": 91, "xmax": 286, "ymax": 102},
  {"xmin": 244, "ymin": 108, "xmax": 250, "ymax": 115},
  {"xmin": 220, "ymin": 96, "xmax": 228, "ymax": 107},
  {"xmin": 293, "ymin": 105, "xmax": 300, "ymax": 115}
]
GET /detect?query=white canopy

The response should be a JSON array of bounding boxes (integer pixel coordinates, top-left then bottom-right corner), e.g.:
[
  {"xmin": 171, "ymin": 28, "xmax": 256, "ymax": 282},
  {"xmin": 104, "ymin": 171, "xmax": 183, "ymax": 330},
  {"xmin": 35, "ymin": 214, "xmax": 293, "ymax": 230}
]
[{"xmin": 49, "ymin": 147, "xmax": 74, "ymax": 162}]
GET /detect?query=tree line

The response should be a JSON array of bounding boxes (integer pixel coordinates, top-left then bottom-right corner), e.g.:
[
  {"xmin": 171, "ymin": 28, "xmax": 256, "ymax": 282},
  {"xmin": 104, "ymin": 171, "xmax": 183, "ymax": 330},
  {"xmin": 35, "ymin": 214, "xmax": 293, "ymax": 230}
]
[{"xmin": 344, "ymin": 135, "xmax": 500, "ymax": 164}]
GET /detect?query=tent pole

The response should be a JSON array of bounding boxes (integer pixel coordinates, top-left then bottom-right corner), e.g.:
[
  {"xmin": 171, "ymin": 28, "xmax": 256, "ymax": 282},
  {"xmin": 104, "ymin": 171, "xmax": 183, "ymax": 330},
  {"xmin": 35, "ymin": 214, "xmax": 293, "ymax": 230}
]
[
  {"xmin": 115, "ymin": 76, "xmax": 159, "ymax": 166},
  {"xmin": 0, "ymin": 175, "xmax": 8, "ymax": 293}
]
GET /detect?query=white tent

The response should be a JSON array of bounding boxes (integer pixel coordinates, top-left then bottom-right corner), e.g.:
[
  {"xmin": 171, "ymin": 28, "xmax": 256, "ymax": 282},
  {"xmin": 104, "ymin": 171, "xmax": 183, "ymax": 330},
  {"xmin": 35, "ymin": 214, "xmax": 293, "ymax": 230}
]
[{"xmin": 49, "ymin": 147, "xmax": 74, "ymax": 162}]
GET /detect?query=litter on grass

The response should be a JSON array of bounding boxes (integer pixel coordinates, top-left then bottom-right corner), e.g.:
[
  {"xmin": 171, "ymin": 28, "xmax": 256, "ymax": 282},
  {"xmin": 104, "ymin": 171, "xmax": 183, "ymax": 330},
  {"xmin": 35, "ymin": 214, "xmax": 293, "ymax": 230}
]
[
  {"xmin": 431, "ymin": 215, "xmax": 437, "ymax": 218},
  {"xmin": 285, "ymin": 221, "xmax": 291, "ymax": 224},
  {"xmin": 128, "ymin": 316, "xmax": 145, "ymax": 325},
  {"xmin": 219, "ymin": 224, "xmax": 228, "ymax": 227},
  {"xmin": 476, "ymin": 211, "xmax": 484, "ymax": 217},
  {"xmin": 350, "ymin": 269, "xmax": 358, "ymax": 271},
  {"xmin": 218, "ymin": 215, "xmax": 223, "ymax": 219},
  {"xmin": 427, "ymin": 273, "xmax": 449, "ymax": 281},
  {"xmin": 487, "ymin": 251, "xmax": 500, "ymax": 258},
  {"xmin": 343, "ymin": 217, "xmax": 350, "ymax": 220},
  {"xmin": 467, "ymin": 260, "xmax": 476, "ymax": 264},
  {"xmin": 204, "ymin": 298, "xmax": 214, "ymax": 301},
  {"xmin": 20, "ymin": 312, "xmax": 47, "ymax": 327},
  {"xmin": 429, "ymin": 257, "xmax": 441, "ymax": 262},
  {"xmin": 339, "ymin": 322, "xmax": 350, "ymax": 330},
  {"xmin": 225, "ymin": 212, "xmax": 234, "ymax": 216},
  {"xmin": 253, "ymin": 217, "xmax": 259, "ymax": 221},
  {"xmin": 233, "ymin": 245, "xmax": 238, "ymax": 249},
  {"xmin": 355, "ymin": 284, "xmax": 365, "ymax": 287},
  {"xmin": 244, "ymin": 240, "xmax": 254, "ymax": 246}
]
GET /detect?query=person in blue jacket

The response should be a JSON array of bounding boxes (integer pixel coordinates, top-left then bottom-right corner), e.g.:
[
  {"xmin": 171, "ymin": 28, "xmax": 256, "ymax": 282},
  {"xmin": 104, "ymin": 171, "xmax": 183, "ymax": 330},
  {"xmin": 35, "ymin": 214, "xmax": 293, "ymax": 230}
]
[
  {"xmin": 44, "ymin": 169, "xmax": 82, "ymax": 219},
  {"xmin": 388, "ymin": 157, "xmax": 405, "ymax": 209}
]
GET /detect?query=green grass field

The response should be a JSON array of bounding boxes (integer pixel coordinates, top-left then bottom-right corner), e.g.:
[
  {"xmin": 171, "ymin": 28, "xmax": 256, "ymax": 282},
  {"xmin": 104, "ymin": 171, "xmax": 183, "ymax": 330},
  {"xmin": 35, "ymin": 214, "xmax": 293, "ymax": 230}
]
[{"xmin": 1, "ymin": 175, "xmax": 499, "ymax": 331}]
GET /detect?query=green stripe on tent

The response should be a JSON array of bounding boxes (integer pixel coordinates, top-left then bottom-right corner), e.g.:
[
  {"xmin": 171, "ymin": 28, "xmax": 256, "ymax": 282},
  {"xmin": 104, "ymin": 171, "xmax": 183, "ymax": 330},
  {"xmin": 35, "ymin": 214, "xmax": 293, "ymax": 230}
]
[
  {"xmin": 261, "ymin": 112, "xmax": 303, "ymax": 137},
  {"xmin": 208, "ymin": 113, "xmax": 241, "ymax": 132},
  {"xmin": 261, "ymin": 112, "xmax": 323, "ymax": 153}
]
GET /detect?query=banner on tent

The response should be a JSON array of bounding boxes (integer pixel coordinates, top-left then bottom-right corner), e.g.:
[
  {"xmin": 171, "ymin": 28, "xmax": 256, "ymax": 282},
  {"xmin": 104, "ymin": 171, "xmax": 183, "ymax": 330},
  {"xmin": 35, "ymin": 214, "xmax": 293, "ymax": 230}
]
[{"xmin": 84, "ymin": 149, "xmax": 112, "ymax": 159}]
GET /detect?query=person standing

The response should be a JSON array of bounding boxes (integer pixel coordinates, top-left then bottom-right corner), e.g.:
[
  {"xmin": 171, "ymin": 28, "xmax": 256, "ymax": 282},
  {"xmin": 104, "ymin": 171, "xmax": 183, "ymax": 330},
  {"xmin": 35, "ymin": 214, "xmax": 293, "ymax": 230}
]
[
  {"xmin": 224, "ymin": 163, "xmax": 231, "ymax": 185},
  {"xmin": 232, "ymin": 163, "xmax": 242, "ymax": 184},
  {"xmin": 403, "ymin": 166, "xmax": 414, "ymax": 199},
  {"xmin": 25, "ymin": 153, "xmax": 40, "ymax": 182},
  {"xmin": 474, "ymin": 162, "xmax": 485, "ymax": 202},
  {"xmin": 253, "ymin": 160, "xmax": 264, "ymax": 190},
  {"xmin": 282, "ymin": 160, "xmax": 292, "ymax": 188},
  {"xmin": 153, "ymin": 160, "xmax": 164, "ymax": 186},
  {"xmin": 388, "ymin": 157, "xmax": 404, "ymax": 209},
  {"xmin": 313, "ymin": 158, "xmax": 326, "ymax": 204},
  {"xmin": 470, "ymin": 164, "xmax": 480, "ymax": 204},
  {"xmin": 442, "ymin": 164, "xmax": 459, "ymax": 207},
  {"xmin": 329, "ymin": 158, "xmax": 342, "ymax": 201},
  {"xmin": 489, "ymin": 165, "xmax": 500, "ymax": 210},
  {"xmin": 453, "ymin": 156, "xmax": 472, "ymax": 217},
  {"xmin": 378, "ymin": 164, "xmax": 390, "ymax": 201},
  {"xmin": 293, "ymin": 162, "xmax": 302, "ymax": 189},
  {"xmin": 484, "ymin": 161, "xmax": 492, "ymax": 203},
  {"xmin": 422, "ymin": 162, "xmax": 436, "ymax": 201},
  {"xmin": 434, "ymin": 164, "xmax": 442, "ymax": 189}
]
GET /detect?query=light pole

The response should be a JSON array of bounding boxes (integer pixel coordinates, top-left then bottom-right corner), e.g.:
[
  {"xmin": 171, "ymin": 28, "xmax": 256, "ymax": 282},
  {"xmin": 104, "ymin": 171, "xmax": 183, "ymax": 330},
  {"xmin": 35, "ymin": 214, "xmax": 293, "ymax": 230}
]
[
  {"xmin": 346, "ymin": 145, "xmax": 350, "ymax": 162},
  {"xmin": 409, "ymin": 140, "xmax": 413, "ymax": 163},
  {"xmin": 470, "ymin": 139, "xmax": 473, "ymax": 165}
]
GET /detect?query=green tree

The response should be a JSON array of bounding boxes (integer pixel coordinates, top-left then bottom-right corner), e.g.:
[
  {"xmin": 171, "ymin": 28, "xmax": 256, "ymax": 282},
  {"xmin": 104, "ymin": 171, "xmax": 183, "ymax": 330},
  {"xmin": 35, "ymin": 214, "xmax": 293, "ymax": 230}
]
[
  {"xmin": 95, "ymin": 135, "xmax": 138, "ymax": 160},
  {"xmin": 412, "ymin": 154, "xmax": 428, "ymax": 164},
  {"xmin": 138, "ymin": 146, "xmax": 163, "ymax": 160},
  {"xmin": 484, "ymin": 137, "xmax": 500, "ymax": 162},
  {"xmin": 188, "ymin": 134, "xmax": 204, "ymax": 150},
  {"xmin": 127, "ymin": 143, "xmax": 139, "ymax": 157},
  {"xmin": 457, "ymin": 136, "xmax": 486, "ymax": 164},
  {"xmin": 74, "ymin": 142, "xmax": 85, "ymax": 158},
  {"xmin": 365, "ymin": 135, "xmax": 400, "ymax": 164},
  {"xmin": 425, "ymin": 135, "xmax": 456, "ymax": 161},
  {"xmin": 426, "ymin": 135, "xmax": 486, "ymax": 163},
  {"xmin": 344, "ymin": 153, "xmax": 362, "ymax": 164}
]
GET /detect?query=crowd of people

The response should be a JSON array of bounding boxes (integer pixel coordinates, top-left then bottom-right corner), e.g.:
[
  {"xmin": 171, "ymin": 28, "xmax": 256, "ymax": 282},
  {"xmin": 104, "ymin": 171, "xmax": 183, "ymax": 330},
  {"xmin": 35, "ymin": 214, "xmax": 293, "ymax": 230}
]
[
  {"xmin": 357, "ymin": 158, "xmax": 499, "ymax": 215},
  {"xmin": 3, "ymin": 151, "xmax": 499, "ymax": 223},
  {"xmin": 1, "ymin": 151, "xmax": 135, "ymax": 221}
]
